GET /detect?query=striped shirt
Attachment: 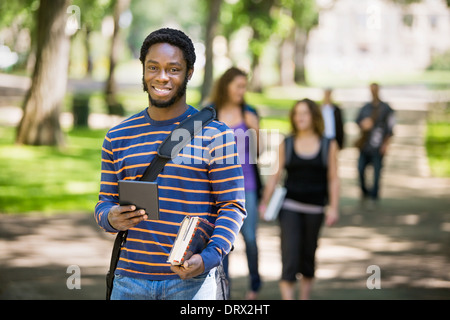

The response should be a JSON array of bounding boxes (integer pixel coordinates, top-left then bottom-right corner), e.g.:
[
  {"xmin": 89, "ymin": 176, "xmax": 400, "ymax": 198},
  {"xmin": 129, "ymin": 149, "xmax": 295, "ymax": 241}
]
[{"xmin": 94, "ymin": 105, "xmax": 246, "ymax": 280}]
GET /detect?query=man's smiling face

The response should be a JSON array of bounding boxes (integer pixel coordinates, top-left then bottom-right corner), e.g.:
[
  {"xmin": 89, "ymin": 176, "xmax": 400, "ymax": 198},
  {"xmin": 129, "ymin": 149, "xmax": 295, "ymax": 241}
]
[{"xmin": 143, "ymin": 42, "xmax": 193, "ymax": 109}]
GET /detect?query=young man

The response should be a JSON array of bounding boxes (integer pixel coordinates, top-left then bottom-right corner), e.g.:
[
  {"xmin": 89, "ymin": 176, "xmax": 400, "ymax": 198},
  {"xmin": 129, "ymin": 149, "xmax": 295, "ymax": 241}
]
[
  {"xmin": 94, "ymin": 28, "xmax": 246, "ymax": 300},
  {"xmin": 355, "ymin": 83, "xmax": 395, "ymax": 204},
  {"xmin": 320, "ymin": 88, "xmax": 345, "ymax": 150}
]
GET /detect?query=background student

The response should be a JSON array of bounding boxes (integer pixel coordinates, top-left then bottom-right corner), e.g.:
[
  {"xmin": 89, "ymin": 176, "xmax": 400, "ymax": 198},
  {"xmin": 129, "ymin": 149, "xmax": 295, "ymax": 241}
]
[
  {"xmin": 320, "ymin": 88, "xmax": 345, "ymax": 150},
  {"xmin": 259, "ymin": 98, "xmax": 339, "ymax": 300},
  {"xmin": 206, "ymin": 67, "xmax": 262, "ymax": 300},
  {"xmin": 354, "ymin": 83, "xmax": 395, "ymax": 205}
]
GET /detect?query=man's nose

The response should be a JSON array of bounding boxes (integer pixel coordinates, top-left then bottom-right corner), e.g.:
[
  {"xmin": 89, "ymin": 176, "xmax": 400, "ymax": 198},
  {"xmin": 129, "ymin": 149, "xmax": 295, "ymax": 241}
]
[{"xmin": 156, "ymin": 69, "xmax": 169, "ymax": 82}]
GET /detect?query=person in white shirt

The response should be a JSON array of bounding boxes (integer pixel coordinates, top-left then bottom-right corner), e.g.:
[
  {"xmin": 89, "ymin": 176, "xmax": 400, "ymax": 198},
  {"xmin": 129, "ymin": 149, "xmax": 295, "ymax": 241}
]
[{"xmin": 320, "ymin": 88, "xmax": 345, "ymax": 150}]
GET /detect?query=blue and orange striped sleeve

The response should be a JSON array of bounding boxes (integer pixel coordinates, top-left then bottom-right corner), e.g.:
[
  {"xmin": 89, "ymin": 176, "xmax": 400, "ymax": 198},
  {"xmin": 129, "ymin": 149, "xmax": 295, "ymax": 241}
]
[
  {"xmin": 200, "ymin": 125, "xmax": 247, "ymax": 272},
  {"xmin": 94, "ymin": 132, "xmax": 119, "ymax": 233}
]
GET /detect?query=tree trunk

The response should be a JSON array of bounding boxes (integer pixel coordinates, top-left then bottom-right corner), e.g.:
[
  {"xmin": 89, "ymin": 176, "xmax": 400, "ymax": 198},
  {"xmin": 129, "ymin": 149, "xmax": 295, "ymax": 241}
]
[
  {"xmin": 294, "ymin": 28, "xmax": 309, "ymax": 84},
  {"xmin": 85, "ymin": 27, "xmax": 93, "ymax": 77},
  {"xmin": 200, "ymin": 0, "xmax": 222, "ymax": 105},
  {"xmin": 249, "ymin": 52, "xmax": 263, "ymax": 93},
  {"xmin": 16, "ymin": 0, "xmax": 71, "ymax": 146},
  {"xmin": 279, "ymin": 28, "xmax": 296, "ymax": 86},
  {"xmin": 104, "ymin": 0, "xmax": 130, "ymax": 116}
]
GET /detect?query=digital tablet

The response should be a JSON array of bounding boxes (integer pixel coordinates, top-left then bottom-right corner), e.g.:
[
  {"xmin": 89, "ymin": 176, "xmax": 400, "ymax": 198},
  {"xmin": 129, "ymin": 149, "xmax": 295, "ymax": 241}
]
[{"xmin": 118, "ymin": 180, "xmax": 160, "ymax": 220}]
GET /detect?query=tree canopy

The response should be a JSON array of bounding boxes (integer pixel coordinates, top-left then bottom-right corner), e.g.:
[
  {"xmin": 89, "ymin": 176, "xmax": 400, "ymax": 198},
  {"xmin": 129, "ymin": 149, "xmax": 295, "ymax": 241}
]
[{"xmin": 1, "ymin": 0, "xmax": 449, "ymax": 145}]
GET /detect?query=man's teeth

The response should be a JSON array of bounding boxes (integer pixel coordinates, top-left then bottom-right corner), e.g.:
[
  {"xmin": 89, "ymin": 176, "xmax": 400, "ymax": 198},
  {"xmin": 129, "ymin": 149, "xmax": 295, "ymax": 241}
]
[{"xmin": 154, "ymin": 87, "xmax": 170, "ymax": 92}]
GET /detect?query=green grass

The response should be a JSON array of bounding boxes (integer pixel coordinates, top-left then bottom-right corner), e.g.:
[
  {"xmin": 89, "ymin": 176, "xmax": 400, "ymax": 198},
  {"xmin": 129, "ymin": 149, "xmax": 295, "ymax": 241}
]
[
  {"xmin": 259, "ymin": 117, "xmax": 291, "ymax": 135},
  {"xmin": 426, "ymin": 122, "xmax": 450, "ymax": 177},
  {"xmin": 246, "ymin": 92, "xmax": 295, "ymax": 110},
  {"xmin": 0, "ymin": 127, "xmax": 106, "ymax": 214}
]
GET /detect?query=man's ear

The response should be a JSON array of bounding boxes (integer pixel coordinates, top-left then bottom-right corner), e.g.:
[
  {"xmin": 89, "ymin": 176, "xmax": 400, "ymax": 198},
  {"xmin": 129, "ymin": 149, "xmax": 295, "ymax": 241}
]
[{"xmin": 187, "ymin": 67, "xmax": 194, "ymax": 81}]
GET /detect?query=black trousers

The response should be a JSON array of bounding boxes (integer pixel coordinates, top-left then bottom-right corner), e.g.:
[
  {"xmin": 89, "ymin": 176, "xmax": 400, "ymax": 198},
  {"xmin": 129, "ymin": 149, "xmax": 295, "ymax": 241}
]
[{"xmin": 279, "ymin": 209, "xmax": 324, "ymax": 281}]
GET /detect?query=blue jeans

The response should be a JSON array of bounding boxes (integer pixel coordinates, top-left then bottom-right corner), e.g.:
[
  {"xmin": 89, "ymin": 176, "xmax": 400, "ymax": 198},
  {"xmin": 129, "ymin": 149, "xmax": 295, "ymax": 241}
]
[
  {"xmin": 110, "ymin": 268, "xmax": 217, "ymax": 300},
  {"xmin": 358, "ymin": 150, "xmax": 384, "ymax": 200},
  {"xmin": 223, "ymin": 190, "xmax": 261, "ymax": 292}
]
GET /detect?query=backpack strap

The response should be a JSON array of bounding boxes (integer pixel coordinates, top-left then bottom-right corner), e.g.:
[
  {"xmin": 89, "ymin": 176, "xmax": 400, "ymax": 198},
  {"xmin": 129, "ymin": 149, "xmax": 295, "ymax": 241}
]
[
  {"xmin": 141, "ymin": 106, "xmax": 216, "ymax": 182},
  {"xmin": 320, "ymin": 136, "xmax": 331, "ymax": 168},
  {"xmin": 284, "ymin": 135, "xmax": 294, "ymax": 168},
  {"xmin": 285, "ymin": 135, "xmax": 331, "ymax": 168}
]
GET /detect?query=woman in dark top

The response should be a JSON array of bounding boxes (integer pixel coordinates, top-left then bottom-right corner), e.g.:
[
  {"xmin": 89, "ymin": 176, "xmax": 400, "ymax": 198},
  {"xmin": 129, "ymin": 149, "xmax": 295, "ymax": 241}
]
[
  {"xmin": 259, "ymin": 98, "xmax": 339, "ymax": 300},
  {"xmin": 206, "ymin": 67, "xmax": 262, "ymax": 300}
]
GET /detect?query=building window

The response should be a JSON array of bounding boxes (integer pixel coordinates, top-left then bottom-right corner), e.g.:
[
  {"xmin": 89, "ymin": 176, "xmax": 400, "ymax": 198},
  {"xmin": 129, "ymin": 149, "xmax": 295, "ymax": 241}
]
[
  {"xmin": 402, "ymin": 14, "xmax": 414, "ymax": 28},
  {"xmin": 429, "ymin": 15, "xmax": 438, "ymax": 29}
]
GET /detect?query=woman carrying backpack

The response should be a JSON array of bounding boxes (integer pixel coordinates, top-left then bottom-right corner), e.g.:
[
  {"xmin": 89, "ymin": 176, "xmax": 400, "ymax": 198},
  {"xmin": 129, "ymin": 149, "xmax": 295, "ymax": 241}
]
[{"xmin": 259, "ymin": 98, "xmax": 340, "ymax": 300}]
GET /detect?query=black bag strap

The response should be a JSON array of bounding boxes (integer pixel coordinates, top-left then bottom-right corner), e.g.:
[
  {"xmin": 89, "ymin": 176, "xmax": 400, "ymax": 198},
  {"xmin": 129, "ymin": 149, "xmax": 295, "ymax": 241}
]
[
  {"xmin": 106, "ymin": 229, "xmax": 127, "ymax": 299},
  {"xmin": 106, "ymin": 106, "xmax": 216, "ymax": 300},
  {"xmin": 140, "ymin": 106, "xmax": 215, "ymax": 182},
  {"xmin": 284, "ymin": 135, "xmax": 293, "ymax": 168},
  {"xmin": 320, "ymin": 136, "xmax": 331, "ymax": 168}
]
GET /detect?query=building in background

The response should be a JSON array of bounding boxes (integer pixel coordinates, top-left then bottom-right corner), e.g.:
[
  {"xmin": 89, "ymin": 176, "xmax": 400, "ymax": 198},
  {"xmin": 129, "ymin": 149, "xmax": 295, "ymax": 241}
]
[{"xmin": 307, "ymin": 0, "xmax": 450, "ymax": 81}]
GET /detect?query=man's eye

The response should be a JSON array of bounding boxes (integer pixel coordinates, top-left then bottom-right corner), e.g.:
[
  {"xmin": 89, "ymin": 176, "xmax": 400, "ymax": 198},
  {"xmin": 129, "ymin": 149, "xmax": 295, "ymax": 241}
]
[{"xmin": 148, "ymin": 66, "xmax": 157, "ymax": 71}]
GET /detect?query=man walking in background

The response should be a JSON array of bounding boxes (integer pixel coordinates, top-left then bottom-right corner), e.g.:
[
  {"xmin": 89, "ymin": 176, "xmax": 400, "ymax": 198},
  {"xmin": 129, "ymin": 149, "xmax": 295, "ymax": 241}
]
[
  {"xmin": 320, "ymin": 88, "xmax": 345, "ymax": 150},
  {"xmin": 355, "ymin": 83, "xmax": 395, "ymax": 207}
]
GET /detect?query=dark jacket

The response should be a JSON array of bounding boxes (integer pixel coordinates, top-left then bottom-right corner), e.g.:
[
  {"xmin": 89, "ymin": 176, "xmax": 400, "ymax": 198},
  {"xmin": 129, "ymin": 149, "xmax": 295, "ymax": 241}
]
[{"xmin": 333, "ymin": 104, "xmax": 345, "ymax": 150}]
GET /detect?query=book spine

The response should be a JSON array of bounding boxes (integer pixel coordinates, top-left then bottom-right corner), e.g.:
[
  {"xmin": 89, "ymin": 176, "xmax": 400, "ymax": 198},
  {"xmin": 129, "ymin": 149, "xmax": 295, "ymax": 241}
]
[
  {"xmin": 181, "ymin": 239, "xmax": 194, "ymax": 263},
  {"xmin": 182, "ymin": 224, "xmax": 199, "ymax": 262}
]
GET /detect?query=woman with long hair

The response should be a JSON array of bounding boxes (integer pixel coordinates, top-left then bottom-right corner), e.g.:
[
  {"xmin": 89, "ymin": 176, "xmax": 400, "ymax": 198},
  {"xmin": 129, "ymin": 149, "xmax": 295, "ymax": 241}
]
[
  {"xmin": 259, "ymin": 98, "xmax": 339, "ymax": 300},
  {"xmin": 206, "ymin": 67, "xmax": 261, "ymax": 299}
]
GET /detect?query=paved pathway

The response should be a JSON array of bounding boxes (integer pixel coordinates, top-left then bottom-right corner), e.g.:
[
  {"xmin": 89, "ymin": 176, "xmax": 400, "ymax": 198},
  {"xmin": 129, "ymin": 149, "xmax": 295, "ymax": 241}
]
[{"xmin": 1, "ymin": 74, "xmax": 449, "ymax": 300}]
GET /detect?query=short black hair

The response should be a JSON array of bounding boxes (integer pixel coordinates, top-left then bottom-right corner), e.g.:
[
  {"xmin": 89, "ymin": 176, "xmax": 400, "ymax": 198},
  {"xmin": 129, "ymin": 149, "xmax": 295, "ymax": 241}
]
[{"xmin": 139, "ymin": 28, "xmax": 196, "ymax": 71}]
